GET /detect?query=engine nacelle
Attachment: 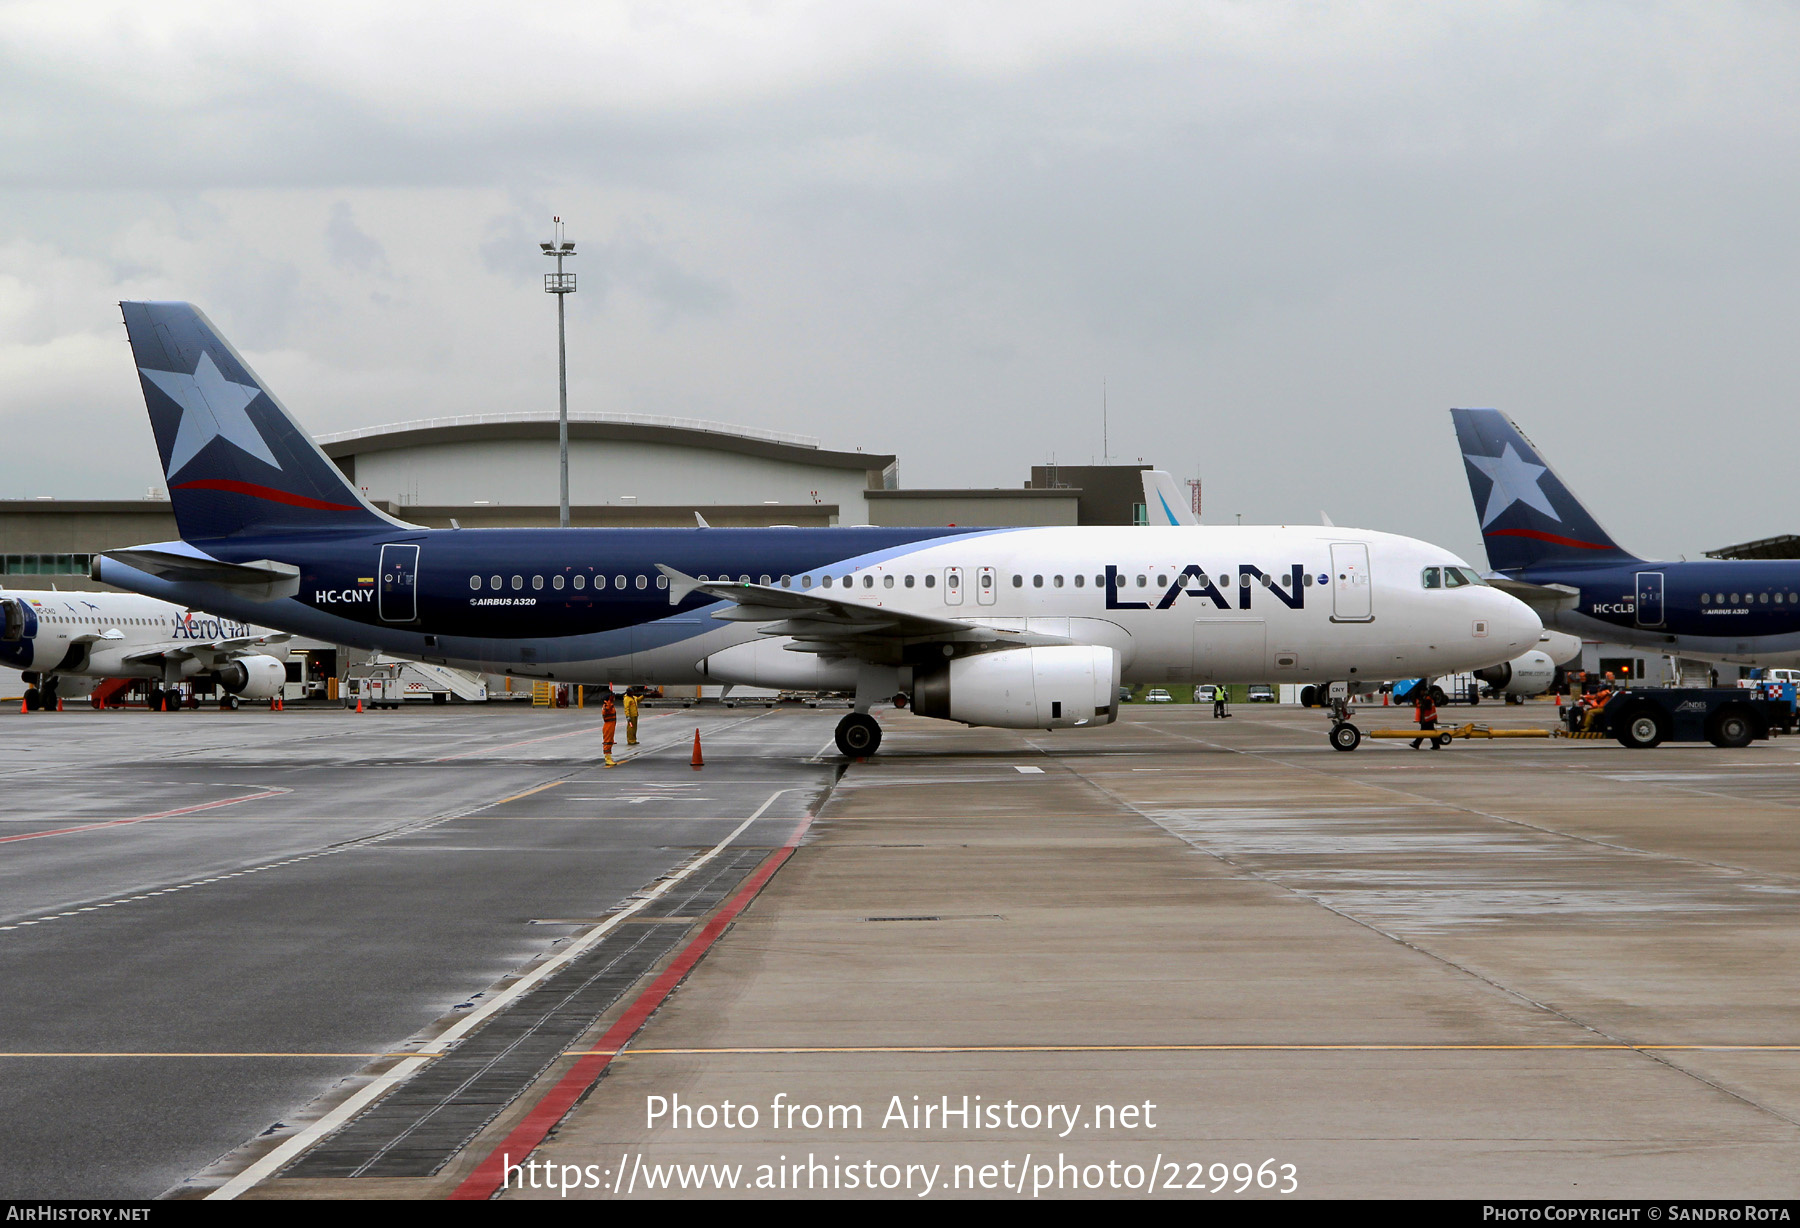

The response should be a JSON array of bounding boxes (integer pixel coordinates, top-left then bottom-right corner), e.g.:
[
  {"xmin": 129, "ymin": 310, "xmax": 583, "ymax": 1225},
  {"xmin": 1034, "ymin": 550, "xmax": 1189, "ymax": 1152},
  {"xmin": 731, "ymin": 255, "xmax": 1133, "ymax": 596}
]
[
  {"xmin": 913, "ymin": 645, "xmax": 1120, "ymax": 729},
  {"xmin": 218, "ymin": 654, "xmax": 286, "ymax": 699},
  {"xmin": 1474, "ymin": 649, "xmax": 1557, "ymax": 697},
  {"xmin": 701, "ymin": 640, "xmax": 861, "ymax": 691}
]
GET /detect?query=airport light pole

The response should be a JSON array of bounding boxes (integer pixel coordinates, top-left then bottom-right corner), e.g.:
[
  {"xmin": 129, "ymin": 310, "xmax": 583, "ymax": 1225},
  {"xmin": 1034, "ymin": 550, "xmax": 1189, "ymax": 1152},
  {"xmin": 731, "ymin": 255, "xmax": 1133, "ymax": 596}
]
[{"xmin": 541, "ymin": 219, "xmax": 577, "ymax": 528}]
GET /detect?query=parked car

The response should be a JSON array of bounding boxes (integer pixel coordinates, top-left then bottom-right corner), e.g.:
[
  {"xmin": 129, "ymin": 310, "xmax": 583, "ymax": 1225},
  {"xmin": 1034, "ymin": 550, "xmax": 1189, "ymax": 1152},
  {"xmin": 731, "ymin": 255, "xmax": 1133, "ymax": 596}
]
[
  {"xmin": 1194, "ymin": 684, "xmax": 1218, "ymax": 703},
  {"xmin": 1247, "ymin": 684, "xmax": 1276, "ymax": 703},
  {"xmin": 1145, "ymin": 688, "xmax": 1174, "ymax": 703},
  {"xmin": 1119, "ymin": 686, "xmax": 1134, "ymax": 703}
]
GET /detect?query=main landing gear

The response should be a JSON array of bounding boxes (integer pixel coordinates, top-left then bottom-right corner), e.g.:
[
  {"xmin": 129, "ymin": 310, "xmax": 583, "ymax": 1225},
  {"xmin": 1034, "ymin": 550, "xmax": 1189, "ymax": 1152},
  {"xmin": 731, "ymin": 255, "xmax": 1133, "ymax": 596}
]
[{"xmin": 835, "ymin": 711, "xmax": 882, "ymax": 758}]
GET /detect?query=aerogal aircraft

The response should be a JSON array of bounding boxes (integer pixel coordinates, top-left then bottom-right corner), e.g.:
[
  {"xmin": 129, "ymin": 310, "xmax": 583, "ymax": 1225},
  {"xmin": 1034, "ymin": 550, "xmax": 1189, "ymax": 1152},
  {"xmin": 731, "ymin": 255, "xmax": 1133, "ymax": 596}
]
[
  {"xmin": 95, "ymin": 302, "xmax": 1541, "ymax": 756},
  {"xmin": 1, "ymin": 585, "xmax": 287, "ymax": 710}
]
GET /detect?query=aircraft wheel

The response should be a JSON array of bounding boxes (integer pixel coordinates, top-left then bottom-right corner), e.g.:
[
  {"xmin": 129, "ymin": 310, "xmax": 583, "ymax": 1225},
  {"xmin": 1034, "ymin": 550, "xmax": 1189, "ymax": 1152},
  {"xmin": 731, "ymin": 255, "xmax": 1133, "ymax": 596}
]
[
  {"xmin": 220, "ymin": 695, "xmax": 240, "ymax": 711},
  {"xmin": 146, "ymin": 688, "xmax": 162, "ymax": 712},
  {"xmin": 1616, "ymin": 705, "xmax": 1666, "ymax": 749},
  {"xmin": 835, "ymin": 712, "xmax": 882, "ymax": 758},
  {"xmin": 433, "ymin": 692, "xmax": 449, "ymax": 705},
  {"xmin": 1708, "ymin": 706, "xmax": 1756, "ymax": 749},
  {"xmin": 22, "ymin": 687, "xmax": 40, "ymax": 712},
  {"xmin": 1298, "ymin": 685, "xmax": 1318, "ymax": 708},
  {"xmin": 1328, "ymin": 722, "xmax": 1361, "ymax": 752}
]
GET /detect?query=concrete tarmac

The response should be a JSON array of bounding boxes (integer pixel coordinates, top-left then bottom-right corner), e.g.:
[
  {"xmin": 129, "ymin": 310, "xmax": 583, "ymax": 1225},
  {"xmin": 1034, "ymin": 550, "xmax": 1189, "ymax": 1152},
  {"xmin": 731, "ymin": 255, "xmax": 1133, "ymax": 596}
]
[
  {"xmin": 16, "ymin": 697, "xmax": 1800, "ymax": 1199},
  {"xmin": 487, "ymin": 700, "xmax": 1800, "ymax": 1201},
  {"xmin": 0, "ymin": 701, "xmax": 840, "ymax": 1199}
]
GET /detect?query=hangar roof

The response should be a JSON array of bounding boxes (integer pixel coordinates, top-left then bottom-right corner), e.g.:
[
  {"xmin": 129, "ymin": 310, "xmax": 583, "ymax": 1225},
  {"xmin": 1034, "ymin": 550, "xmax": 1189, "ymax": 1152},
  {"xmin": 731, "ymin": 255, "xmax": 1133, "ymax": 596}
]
[{"xmin": 315, "ymin": 412, "xmax": 893, "ymax": 473}]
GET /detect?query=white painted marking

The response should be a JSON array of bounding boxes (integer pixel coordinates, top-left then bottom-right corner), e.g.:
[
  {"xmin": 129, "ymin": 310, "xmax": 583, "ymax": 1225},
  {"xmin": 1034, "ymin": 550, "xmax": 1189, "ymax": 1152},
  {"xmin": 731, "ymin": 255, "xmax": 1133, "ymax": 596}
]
[
  {"xmin": 1014, "ymin": 766, "xmax": 1045, "ymax": 774},
  {"xmin": 206, "ymin": 786, "xmax": 795, "ymax": 1201}
]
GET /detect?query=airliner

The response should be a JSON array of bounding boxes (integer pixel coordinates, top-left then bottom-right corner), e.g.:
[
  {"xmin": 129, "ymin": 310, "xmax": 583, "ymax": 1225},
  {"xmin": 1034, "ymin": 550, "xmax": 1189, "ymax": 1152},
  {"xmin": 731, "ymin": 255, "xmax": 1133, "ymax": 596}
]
[
  {"xmin": 93, "ymin": 302, "xmax": 1540, "ymax": 756},
  {"xmin": 1454, "ymin": 408, "xmax": 1800, "ymax": 669},
  {"xmin": 1, "ymin": 586, "xmax": 287, "ymax": 711},
  {"xmin": 1140, "ymin": 468, "xmax": 1577, "ymax": 702}
]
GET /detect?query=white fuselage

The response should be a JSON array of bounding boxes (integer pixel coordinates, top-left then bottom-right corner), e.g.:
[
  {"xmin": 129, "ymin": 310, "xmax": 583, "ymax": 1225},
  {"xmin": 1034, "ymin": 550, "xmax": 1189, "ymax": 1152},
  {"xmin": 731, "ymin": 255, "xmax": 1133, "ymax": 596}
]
[{"xmin": 0, "ymin": 587, "xmax": 276, "ymax": 682}]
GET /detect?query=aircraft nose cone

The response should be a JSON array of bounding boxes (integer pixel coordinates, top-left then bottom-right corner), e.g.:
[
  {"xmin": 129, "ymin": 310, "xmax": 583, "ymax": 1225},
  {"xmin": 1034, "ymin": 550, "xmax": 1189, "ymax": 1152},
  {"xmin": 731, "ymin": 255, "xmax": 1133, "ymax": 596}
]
[{"xmin": 1488, "ymin": 589, "xmax": 1543, "ymax": 652}]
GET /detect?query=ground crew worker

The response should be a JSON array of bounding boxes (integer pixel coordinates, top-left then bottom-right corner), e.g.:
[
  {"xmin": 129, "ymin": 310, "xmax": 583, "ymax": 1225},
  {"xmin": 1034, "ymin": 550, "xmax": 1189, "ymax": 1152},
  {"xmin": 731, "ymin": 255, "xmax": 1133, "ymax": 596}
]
[
  {"xmin": 1411, "ymin": 686, "xmax": 1441, "ymax": 750},
  {"xmin": 1213, "ymin": 686, "xmax": 1229, "ymax": 719},
  {"xmin": 601, "ymin": 689, "xmax": 617, "ymax": 765},
  {"xmin": 624, "ymin": 687, "xmax": 640, "ymax": 745}
]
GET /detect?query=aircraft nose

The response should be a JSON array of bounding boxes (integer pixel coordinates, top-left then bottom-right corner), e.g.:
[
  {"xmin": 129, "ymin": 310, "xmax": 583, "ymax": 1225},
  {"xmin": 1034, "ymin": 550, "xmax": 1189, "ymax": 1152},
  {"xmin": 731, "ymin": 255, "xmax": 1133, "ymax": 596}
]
[{"xmin": 1486, "ymin": 588, "xmax": 1543, "ymax": 652}]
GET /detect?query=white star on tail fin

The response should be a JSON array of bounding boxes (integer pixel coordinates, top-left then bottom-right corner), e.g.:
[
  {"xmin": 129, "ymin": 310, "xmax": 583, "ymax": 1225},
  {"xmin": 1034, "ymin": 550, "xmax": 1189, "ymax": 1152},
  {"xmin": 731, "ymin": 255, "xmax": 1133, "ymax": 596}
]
[
  {"xmin": 140, "ymin": 351, "xmax": 278, "ymax": 476},
  {"xmin": 1466, "ymin": 442, "xmax": 1560, "ymax": 527}
]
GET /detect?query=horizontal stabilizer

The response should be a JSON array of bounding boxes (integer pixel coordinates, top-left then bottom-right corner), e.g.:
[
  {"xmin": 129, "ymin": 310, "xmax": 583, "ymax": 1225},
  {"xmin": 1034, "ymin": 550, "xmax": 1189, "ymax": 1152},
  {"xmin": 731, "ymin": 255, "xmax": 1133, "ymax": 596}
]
[{"xmin": 100, "ymin": 548, "xmax": 300, "ymax": 602}]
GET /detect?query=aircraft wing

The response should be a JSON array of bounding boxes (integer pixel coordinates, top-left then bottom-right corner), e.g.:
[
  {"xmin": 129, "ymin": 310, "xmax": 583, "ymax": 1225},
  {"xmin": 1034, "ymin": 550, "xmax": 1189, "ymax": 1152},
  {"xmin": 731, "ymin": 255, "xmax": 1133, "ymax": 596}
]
[
  {"xmin": 122, "ymin": 632, "xmax": 291, "ymax": 669},
  {"xmin": 656, "ymin": 565, "xmax": 1069, "ymax": 663}
]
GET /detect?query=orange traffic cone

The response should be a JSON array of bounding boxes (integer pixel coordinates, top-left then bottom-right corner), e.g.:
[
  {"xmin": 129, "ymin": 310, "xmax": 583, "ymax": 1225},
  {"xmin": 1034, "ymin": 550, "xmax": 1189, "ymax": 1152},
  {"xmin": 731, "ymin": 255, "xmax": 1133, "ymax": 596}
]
[
  {"xmin": 690, "ymin": 728, "xmax": 704, "ymax": 770},
  {"xmin": 1555, "ymin": 692, "xmax": 1563, "ymax": 707},
  {"xmin": 356, "ymin": 695, "xmax": 363, "ymax": 713},
  {"xmin": 56, "ymin": 696, "xmax": 63, "ymax": 712},
  {"xmin": 17, "ymin": 696, "xmax": 24, "ymax": 714}
]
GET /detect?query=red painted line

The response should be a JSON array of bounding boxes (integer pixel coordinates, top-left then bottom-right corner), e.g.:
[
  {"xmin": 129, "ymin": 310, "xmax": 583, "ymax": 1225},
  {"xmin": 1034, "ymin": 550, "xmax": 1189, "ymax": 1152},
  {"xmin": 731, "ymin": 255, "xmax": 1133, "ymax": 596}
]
[
  {"xmin": 1485, "ymin": 527, "xmax": 1614, "ymax": 551},
  {"xmin": 171, "ymin": 479, "xmax": 359, "ymax": 512},
  {"xmin": 451, "ymin": 815, "xmax": 812, "ymax": 1200},
  {"xmin": 0, "ymin": 789, "xmax": 288, "ymax": 844}
]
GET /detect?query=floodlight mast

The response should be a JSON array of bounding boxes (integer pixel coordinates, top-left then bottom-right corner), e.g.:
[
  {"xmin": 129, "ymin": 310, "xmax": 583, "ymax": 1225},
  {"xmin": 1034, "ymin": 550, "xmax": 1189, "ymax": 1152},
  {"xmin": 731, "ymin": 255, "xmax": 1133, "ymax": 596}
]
[{"xmin": 543, "ymin": 217, "xmax": 577, "ymax": 527}]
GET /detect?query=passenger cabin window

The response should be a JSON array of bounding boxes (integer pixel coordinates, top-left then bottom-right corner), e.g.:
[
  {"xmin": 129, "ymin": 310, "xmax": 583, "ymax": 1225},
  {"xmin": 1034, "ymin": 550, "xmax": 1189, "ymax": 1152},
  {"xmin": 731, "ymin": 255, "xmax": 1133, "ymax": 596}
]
[
  {"xmin": 925, "ymin": 575, "xmax": 936, "ymax": 589},
  {"xmin": 822, "ymin": 575, "xmax": 832, "ymax": 588},
  {"xmin": 532, "ymin": 575, "xmax": 544, "ymax": 590},
  {"xmin": 490, "ymin": 575, "xmax": 502, "ymax": 590},
  {"xmin": 905, "ymin": 575, "xmax": 915, "ymax": 588},
  {"xmin": 469, "ymin": 576, "xmax": 480, "ymax": 590},
  {"xmin": 554, "ymin": 575, "xmax": 565, "ymax": 590},
  {"xmin": 863, "ymin": 575, "xmax": 874, "ymax": 588},
  {"xmin": 573, "ymin": 575, "xmax": 585, "ymax": 590},
  {"xmin": 1074, "ymin": 574, "xmax": 1084, "ymax": 588},
  {"xmin": 883, "ymin": 575, "xmax": 894, "ymax": 589}
]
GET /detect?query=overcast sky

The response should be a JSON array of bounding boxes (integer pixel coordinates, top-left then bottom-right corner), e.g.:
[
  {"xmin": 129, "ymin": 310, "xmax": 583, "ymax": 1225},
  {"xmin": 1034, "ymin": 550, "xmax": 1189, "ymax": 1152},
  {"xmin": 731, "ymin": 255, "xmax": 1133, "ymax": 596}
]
[{"xmin": 3, "ymin": 1, "xmax": 1797, "ymax": 563}]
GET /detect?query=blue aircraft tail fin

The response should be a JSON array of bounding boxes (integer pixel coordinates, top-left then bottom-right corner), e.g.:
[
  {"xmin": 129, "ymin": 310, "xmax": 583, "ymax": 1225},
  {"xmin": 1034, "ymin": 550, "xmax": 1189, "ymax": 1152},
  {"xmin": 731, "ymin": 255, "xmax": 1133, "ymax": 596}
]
[
  {"xmin": 121, "ymin": 301, "xmax": 409, "ymax": 541},
  {"xmin": 1450, "ymin": 408, "xmax": 1636, "ymax": 572}
]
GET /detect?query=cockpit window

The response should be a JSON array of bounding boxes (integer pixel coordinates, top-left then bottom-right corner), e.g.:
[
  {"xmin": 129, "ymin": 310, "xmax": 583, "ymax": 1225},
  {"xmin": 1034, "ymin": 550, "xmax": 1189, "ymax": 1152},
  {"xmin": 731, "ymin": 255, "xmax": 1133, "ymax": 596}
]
[{"xmin": 1425, "ymin": 566, "xmax": 1487, "ymax": 590}]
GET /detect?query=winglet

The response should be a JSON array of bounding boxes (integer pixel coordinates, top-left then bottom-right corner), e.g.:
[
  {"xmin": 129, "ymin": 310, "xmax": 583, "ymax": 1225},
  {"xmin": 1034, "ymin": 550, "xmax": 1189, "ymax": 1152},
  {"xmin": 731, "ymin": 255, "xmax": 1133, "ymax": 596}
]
[
  {"xmin": 694, "ymin": 511, "xmax": 711, "ymax": 529},
  {"xmin": 655, "ymin": 563, "xmax": 705, "ymax": 605},
  {"xmin": 1320, "ymin": 511, "xmax": 1335, "ymax": 527}
]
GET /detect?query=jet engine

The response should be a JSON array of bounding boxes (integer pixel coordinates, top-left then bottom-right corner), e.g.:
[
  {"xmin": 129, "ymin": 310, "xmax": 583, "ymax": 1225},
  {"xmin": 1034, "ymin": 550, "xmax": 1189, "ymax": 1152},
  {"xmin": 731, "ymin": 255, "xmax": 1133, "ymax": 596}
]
[
  {"xmin": 1474, "ymin": 650, "xmax": 1557, "ymax": 697},
  {"xmin": 217, "ymin": 654, "xmax": 286, "ymax": 699},
  {"xmin": 912, "ymin": 645, "xmax": 1119, "ymax": 729},
  {"xmin": 1474, "ymin": 630, "xmax": 1580, "ymax": 698}
]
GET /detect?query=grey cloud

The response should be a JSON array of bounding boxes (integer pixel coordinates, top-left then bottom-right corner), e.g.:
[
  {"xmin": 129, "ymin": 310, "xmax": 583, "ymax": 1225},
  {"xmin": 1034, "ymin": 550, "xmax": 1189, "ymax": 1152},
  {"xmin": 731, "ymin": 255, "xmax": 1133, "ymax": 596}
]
[{"xmin": 325, "ymin": 201, "xmax": 387, "ymax": 272}]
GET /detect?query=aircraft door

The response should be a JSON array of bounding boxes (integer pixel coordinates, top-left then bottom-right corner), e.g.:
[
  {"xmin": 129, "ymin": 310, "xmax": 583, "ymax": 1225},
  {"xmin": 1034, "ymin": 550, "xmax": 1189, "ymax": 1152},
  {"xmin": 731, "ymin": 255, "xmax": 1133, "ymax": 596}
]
[
  {"xmin": 380, "ymin": 543, "xmax": 420, "ymax": 622},
  {"xmin": 944, "ymin": 566, "xmax": 964, "ymax": 606},
  {"xmin": 976, "ymin": 566, "xmax": 997, "ymax": 606},
  {"xmin": 1634, "ymin": 571, "xmax": 1665, "ymax": 627},
  {"xmin": 1329, "ymin": 543, "xmax": 1373, "ymax": 622}
]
